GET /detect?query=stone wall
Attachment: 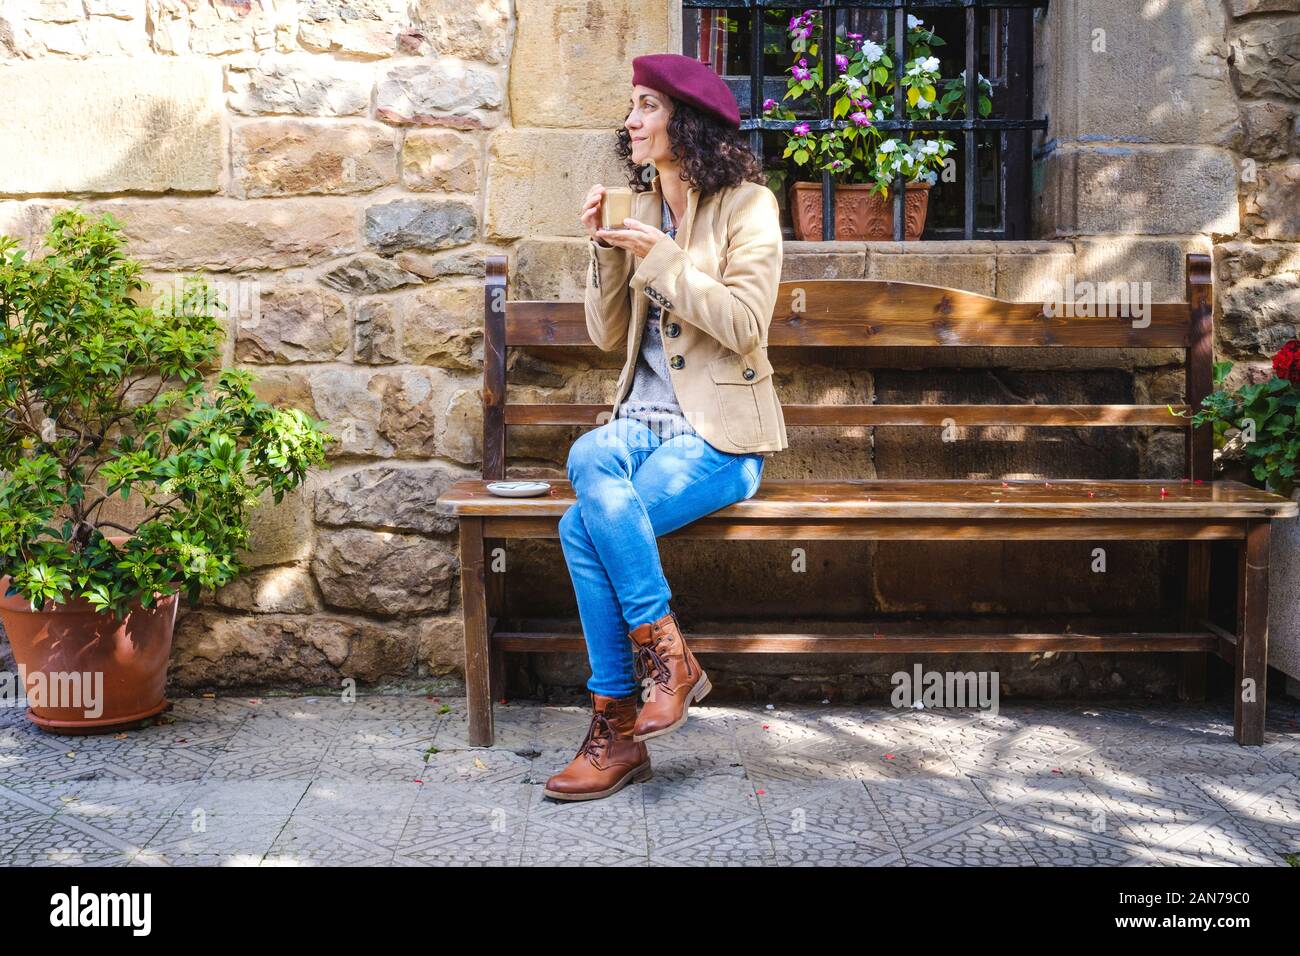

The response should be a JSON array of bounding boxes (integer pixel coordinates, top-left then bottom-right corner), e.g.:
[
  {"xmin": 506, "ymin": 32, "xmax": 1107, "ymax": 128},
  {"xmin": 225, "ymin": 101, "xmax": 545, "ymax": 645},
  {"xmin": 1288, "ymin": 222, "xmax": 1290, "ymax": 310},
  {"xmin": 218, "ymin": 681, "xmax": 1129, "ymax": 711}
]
[{"xmin": 0, "ymin": 0, "xmax": 1295, "ymax": 698}]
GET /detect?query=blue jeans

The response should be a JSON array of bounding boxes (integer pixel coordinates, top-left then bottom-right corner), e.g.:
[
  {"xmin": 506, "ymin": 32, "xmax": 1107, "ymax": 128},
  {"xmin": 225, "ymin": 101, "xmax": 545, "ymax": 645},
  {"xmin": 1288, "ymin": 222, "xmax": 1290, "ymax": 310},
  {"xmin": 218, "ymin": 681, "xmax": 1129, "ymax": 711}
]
[{"xmin": 559, "ymin": 417, "xmax": 765, "ymax": 698}]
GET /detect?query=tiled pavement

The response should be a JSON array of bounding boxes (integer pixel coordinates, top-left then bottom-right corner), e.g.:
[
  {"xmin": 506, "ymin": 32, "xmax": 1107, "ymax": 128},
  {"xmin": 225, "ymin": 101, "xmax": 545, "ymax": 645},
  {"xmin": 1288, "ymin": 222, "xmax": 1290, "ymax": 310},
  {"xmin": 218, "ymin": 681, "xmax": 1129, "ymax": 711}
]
[{"xmin": 1, "ymin": 693, "xmax": 1299, "ymax": 866}]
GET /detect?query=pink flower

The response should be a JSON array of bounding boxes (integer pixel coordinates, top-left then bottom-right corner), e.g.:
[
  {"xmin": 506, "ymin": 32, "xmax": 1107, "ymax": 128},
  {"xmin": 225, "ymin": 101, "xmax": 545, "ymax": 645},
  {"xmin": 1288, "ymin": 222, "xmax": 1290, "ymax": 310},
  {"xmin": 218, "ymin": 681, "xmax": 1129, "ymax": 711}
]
[
  {"xmin": 762, "ymin": 97, "xmax": 777, "ymax": 112},
  {"xmin": 793, "ymin": 121, "xmax": 811, "ymax": 136},
  {"xmin": 849, "ymin": 111, "xmax": 871, "ymax": 127},
  {"xmin": 835, "ymin": 54, "xmax": 848, "ymax": 71},
  {"xmin": 791, "ymin": 59, "xmax": 811, "ymax": 82}
]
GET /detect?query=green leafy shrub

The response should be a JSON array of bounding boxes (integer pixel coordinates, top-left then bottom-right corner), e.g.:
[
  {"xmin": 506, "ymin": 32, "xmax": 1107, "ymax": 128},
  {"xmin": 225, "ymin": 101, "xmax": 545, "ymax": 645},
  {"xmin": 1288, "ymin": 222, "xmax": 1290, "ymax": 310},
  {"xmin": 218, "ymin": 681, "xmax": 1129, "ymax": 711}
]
[
  {"xmin": 0, "ymin": 209, "xmax": 334, "ymax": 618},
  {"xmin": 1183, "ymin": 341, "xmax": 1300, "ymax": 498}
]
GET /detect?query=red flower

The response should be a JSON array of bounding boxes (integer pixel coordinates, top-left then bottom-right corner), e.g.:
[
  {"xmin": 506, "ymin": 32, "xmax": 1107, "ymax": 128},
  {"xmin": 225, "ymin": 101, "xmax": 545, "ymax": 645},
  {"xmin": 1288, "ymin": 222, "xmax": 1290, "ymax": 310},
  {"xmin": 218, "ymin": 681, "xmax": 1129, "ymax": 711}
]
[{"xmin": 1273, "ymin": 339, "xmax": 1300, "ymax": 385}]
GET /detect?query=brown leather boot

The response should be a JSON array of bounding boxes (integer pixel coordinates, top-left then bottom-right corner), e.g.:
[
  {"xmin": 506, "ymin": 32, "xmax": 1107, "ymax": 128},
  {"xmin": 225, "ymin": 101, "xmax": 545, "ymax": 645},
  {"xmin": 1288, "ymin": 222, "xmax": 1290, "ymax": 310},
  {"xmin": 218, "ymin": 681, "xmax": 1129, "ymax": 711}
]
[
  {"xmin": 543, "ymin": 692, "xmax": 652, "ymax": 801},
  {"xmin": 630, "ymin": 610, "xmax": 712, "ymax": 742}
]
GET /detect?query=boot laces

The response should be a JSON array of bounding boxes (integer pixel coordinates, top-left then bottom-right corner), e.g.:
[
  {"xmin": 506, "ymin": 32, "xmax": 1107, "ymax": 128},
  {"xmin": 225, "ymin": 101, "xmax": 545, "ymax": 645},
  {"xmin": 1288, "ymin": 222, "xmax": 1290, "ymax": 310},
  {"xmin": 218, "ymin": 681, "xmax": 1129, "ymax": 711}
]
[
  {"xmin": 633, "ymin": 621, "xmax": 694, "ymax": 688},
  {"xmin": 577, "ymin": 711, "xmax": 616, "ymax": 761}
]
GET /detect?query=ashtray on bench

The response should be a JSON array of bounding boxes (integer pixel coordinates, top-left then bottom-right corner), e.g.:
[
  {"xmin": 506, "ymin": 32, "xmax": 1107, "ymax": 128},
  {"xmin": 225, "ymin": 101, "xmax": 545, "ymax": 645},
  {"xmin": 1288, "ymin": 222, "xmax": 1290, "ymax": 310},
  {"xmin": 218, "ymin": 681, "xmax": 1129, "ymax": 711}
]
[{"xmin": 486, "ymin": 480, "xmax": 551, "ymax": 498}]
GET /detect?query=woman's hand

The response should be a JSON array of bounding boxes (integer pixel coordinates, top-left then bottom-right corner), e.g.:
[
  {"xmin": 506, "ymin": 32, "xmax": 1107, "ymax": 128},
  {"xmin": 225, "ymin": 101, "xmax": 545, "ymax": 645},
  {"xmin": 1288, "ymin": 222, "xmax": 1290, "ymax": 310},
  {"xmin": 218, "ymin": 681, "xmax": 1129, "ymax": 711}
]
[
  {"xmin": 580, "ymin": 184, "xmax": 609, "ymax": 244},
  {"xmin": 581, "ymin": 184, "xmax": 668, "ymax": 254},
  {"xmin": 593, "ymin": 217, "xmax": 667, "ymax": 258}
]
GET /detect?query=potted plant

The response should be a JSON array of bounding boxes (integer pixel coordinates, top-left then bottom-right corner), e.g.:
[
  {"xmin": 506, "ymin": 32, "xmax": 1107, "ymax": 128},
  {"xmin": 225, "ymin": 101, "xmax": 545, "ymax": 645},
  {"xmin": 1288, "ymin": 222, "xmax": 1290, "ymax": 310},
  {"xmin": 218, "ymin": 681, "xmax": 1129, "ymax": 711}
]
[
  {"xmin": 0, "ymin": 210, "xmax": 333, "ymax": 733},
  {"xmin": 764, "ymin": 9, "xmax": 991, "ymax": 240},
  {"xmin": 1187, "ymin": 342, "xmax": 1300, "ymax": 685}
]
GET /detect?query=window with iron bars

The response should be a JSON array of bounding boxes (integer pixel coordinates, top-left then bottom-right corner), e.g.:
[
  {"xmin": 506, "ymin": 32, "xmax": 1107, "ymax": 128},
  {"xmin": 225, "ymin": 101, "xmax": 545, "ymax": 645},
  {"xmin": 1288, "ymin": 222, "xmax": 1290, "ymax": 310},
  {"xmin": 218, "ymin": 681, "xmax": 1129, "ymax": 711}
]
[{"xmin": 682, "ymin": 0, "xmax": 1050, "ymax": 240}]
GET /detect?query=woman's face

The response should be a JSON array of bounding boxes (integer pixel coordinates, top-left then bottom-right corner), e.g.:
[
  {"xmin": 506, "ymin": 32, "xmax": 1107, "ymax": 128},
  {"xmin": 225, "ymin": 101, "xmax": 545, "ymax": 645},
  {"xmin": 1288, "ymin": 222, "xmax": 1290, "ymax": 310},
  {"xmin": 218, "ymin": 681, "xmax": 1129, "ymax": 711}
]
[{"xmin": 626, "ymin": 85, "xmax": 673, "ymax": 167}]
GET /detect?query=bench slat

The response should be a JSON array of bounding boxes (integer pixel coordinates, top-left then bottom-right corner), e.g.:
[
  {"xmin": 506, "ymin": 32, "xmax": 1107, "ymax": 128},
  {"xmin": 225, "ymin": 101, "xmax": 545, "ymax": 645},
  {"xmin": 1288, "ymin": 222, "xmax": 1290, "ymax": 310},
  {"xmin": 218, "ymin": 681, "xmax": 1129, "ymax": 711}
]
[
  {"xmin": 491, "ymin": 629, "xmax": 1219, "ymax": 653},
  {"xmin": 478, "ymin": 516, "xmax": 1245, "ymax": 541},
  {"xmin": 507, "ymin": 284, "xmax": 1193, "ymax": 348},
  {"xmin": 503, "ymin": 403, "xmax": 1191, "ymax": 427},
  {"xmin": 436, "ymin": 478, "xmax": 1297, "ymax": 520}
]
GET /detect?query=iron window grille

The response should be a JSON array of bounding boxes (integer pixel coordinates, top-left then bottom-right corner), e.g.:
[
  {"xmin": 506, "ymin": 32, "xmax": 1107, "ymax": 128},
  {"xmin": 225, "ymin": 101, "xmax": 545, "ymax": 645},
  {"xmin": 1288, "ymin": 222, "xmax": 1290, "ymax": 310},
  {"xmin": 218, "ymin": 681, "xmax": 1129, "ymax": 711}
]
[{"xmin": 682, "ymin": 0, "xmax": 1050, "ymax": 240}]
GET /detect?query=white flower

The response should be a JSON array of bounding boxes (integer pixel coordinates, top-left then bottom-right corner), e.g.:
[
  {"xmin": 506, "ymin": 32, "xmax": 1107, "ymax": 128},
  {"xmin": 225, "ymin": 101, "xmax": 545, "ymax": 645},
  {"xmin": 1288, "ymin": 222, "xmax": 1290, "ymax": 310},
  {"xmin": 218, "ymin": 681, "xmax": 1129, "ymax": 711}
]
[
  {"xmin": 915, "ymin": 96, "xmax": 931, "ymax": 109},
  {"xmin": 921, "ymin": 56, "xmax": 940, "ymax": 74},
  {"xmin": 875, "ymin": 109, "xmax": 884, "ymax": 121},
  {"xmin": 879, "ymin": 139, "xmax": 898, "ymax": 153},
  {"xmin": 860, "ymin": 39, "xmax": 883, "ymax": 63},
  {"xmin": 921, "ymin": 170, "xmax": 938, "ymax": 185},
  {"xmin": 919, "ymin": 139, "xmax": 940, "ymax": 155},
  {"xmin": 907, "ymin": 14, "xmax": 923, "ymax": 29},
  {"xmin": 843, "ymin": 74, "xmax": 863, "ymax": 90}
]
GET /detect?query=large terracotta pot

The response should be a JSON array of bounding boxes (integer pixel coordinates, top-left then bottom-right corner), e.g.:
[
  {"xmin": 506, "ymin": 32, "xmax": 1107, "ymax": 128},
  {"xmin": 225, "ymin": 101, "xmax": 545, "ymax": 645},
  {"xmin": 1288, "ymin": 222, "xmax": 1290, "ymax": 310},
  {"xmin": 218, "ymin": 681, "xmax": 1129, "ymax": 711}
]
[
  {"xmin": 0, "ymin": 539, "xmax": 179, "ymax": 734},
  {"xmin": 789, "ymin": 181, "xmax": 931, "ymax": 241}
]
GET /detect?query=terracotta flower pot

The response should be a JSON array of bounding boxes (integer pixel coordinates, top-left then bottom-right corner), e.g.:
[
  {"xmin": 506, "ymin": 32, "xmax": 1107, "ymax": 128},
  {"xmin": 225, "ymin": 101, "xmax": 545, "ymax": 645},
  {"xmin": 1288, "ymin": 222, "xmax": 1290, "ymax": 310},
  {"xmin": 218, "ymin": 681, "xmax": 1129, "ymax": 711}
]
[
  {"xmin": 0, "ymin": 538, "xmax": 179, "ymax": 734},
  {"xmin": 789, "ymin": 181, "xmax": 931, "ymax": 241}
]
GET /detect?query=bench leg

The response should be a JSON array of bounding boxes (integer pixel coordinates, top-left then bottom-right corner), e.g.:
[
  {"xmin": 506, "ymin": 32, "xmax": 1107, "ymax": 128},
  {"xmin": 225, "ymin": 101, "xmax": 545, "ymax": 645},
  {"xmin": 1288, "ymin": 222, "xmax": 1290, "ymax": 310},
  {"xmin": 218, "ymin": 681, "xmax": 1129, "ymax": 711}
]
[
  {"xmin": 1179, "ymin": 541, "xmax": 1210, "ymax": 701},
  {"xmin": 1234, "ymin": 520, "xmax": 1271, "ymax": 746},
  {"xmin": 460, "ymin": 517, "xmax": 494, "ymax": 747},
  {"xmin": 485, "ymin": 536, "xmax": 507, "ymax": 702}
]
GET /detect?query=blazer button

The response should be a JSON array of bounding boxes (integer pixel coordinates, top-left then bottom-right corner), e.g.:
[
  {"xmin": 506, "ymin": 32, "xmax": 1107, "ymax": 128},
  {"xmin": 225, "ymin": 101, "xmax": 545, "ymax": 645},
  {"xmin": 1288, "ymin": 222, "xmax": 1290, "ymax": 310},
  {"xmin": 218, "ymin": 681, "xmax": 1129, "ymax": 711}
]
[
  {"xmin": 743, "ymin": 367, "xmax": 755, "ymax": 381},
  {"xmin": 666, "ymin": 322, "xmax": 681, "ymax": 337},
  {"xmin": 669, "ymin": 354, "xmax": 684, "ymax": 370}
]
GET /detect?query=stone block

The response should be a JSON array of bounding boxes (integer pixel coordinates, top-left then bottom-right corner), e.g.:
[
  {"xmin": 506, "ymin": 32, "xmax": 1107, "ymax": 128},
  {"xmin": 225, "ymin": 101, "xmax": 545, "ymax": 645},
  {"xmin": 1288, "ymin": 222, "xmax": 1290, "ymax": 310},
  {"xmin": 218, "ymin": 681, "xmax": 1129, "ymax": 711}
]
[
  {"xmin": 232, "ymin": 120, "xmax": 396, "ymax": 197},
  {"xmin": 0, "ymin": 59, "xmax": 221, "ymax": 194}
]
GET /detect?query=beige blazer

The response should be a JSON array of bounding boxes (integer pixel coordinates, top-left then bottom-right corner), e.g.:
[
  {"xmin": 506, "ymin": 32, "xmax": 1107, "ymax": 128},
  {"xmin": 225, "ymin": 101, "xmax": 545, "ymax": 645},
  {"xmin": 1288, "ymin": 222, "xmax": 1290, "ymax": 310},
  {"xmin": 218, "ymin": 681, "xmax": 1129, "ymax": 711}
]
[{"xmin": 583, "ymin": 168, "xmax": 789, "ymax": 455}]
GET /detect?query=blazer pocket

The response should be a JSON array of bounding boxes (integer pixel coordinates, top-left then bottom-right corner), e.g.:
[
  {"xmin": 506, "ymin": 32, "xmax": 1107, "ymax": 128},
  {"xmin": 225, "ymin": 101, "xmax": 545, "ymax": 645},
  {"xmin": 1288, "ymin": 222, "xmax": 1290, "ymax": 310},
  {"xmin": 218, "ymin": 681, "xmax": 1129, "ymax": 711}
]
[{"xmin": 709, "ymin": 351, "xmax": 777, "ymax": 447}]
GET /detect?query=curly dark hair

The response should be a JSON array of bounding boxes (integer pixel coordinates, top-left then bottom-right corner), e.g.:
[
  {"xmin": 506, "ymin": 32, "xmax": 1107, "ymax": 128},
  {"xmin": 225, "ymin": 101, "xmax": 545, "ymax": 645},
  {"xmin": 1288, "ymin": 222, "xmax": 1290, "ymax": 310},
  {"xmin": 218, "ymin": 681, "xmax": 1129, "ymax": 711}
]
[{"xmin": 614, "ymin": 96, "xmax": 766, "ymax": 197}]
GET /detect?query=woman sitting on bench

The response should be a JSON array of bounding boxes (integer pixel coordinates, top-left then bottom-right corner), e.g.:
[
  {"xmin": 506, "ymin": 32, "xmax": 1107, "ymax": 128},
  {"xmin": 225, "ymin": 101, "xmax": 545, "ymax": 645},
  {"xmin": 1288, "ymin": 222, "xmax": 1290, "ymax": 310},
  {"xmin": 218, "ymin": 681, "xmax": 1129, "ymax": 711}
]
[{"xmin": 545, "ymin": 53, "xmax": 788, "ymax": 802}]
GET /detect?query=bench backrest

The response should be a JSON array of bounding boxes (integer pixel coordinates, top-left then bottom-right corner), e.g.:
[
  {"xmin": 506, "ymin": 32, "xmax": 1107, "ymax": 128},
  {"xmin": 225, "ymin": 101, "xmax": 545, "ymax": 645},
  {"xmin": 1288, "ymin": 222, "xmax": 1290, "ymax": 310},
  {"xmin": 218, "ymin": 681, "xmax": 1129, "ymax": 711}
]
[{"xmin": 482, "ymin": 252, "xmax": 1213, "ymax": 483}]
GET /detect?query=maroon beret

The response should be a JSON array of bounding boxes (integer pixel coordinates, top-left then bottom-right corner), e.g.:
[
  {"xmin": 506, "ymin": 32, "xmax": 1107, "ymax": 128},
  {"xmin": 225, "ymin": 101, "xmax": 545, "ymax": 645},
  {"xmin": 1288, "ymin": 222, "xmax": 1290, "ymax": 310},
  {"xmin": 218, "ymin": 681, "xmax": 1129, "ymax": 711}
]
[{"xmin": 632, "ymin": 53, "xmax": 741, "ymax": 130}]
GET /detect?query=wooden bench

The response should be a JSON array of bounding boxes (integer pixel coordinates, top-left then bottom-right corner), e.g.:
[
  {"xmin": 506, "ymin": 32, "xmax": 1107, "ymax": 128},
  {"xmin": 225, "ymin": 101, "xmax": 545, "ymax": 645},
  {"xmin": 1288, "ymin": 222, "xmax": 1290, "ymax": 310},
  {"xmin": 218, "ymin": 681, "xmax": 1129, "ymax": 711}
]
[{"xmin": 435, "ymin": 252, "xmax": 1297, "ymax": 748}]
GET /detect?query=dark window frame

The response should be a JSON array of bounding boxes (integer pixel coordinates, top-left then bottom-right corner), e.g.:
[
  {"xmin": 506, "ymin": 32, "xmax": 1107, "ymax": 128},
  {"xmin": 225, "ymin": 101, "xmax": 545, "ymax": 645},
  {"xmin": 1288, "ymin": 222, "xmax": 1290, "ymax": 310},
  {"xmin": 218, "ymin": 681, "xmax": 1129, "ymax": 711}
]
[{"xmin": 681, "ymin": 0, "xmax": 1050, "ymax": 241}]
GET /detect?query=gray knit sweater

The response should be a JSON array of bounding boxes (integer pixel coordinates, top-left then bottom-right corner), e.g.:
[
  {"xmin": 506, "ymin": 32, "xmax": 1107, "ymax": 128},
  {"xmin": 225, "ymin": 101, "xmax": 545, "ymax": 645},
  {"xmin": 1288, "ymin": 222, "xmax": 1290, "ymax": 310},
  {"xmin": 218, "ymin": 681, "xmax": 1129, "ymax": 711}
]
[{"xmin": 616, "ymin": 197, "xmax": 697, "ymax": 441}]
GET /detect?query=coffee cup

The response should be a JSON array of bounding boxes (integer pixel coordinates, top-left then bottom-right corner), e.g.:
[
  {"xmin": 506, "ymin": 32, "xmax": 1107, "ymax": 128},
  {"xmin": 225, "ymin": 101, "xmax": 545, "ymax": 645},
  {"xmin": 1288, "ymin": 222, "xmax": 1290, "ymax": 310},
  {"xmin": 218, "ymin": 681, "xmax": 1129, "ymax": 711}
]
[{"xmin": 600, "ymin": 187, "xmax": 634, "ymax": 231}]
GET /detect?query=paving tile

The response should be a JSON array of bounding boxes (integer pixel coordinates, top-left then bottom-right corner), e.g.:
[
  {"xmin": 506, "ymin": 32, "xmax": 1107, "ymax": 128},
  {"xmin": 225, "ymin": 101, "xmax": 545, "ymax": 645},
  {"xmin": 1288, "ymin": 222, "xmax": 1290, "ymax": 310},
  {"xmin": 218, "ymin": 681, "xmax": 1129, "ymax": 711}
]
[
  {"xmin": 143, "ymin": 812, "xmax": 288, "ymax": 858},
  {"xmin": 263, "ymin": 815, "xmax": 405, "ymax": 865},
  {"xmin": 396, "ymin": 783, "xmax": 529, "ymax": 865},
  {"xmin": 9, "ymin": 816, "xmax": 143, "ymax": 861},
  {"xmin": 1080, "ymin": 774, "xmax": 1286, "ymax": 865},
  {"xmin": 181, "ymin": 780, "xmax": 310, "ymax": 817},
  {"xmin": 1187, "ymin": 772, "xmax": 1300, "ymax": 857},
  {"xmin": 129, "ymin": 850, "xmax": 266, "ymax": 867},
  {"xmin": 901, "ymin": 813, "xmax": 1040, "ymax": 866},
  {"xmin": 346, "ymin": 696, "xmax": 458, "ymax": 721},
  {"xmin": 293, "ymin": 781, "xmax": 421, "ymax": 819},
  {"xmin": 864, "ymin": 776, "xmax": 999, "ymax": 851},
  {"xmin": 201, "ymin": 746, "xmax": 326, "ymax": 781},
  {"xmin": 644, "ymin": 774, "xmax": 774, "ymax": 866},
  {"xmin": 522, "ymin": 783, "xmax": 648, "ymax": 865},
  {"xmin": 317, "ymin": 743, "xmax": 430, "ymax": 784},
  {"xmin": 412, "ymin": 747, "xmax": 531, "ymax": 785},
  {"xmin": 225, "ymin": 716, "xmax": 344, "ymax": 752},
  {"xmin": 1005, "ymin": 817, "xmax": 1160, "ymax": 867},
  {"xmin": 329, "ymin": 719, "xmax": 439, "ymax": 750},
  {"xmin": 756, "ymin": 780, "xmax": 901, "ymax": 865},
  {"xmin": 968, "ymin": 773, "xmax": 1150, "ymax": 851}
]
